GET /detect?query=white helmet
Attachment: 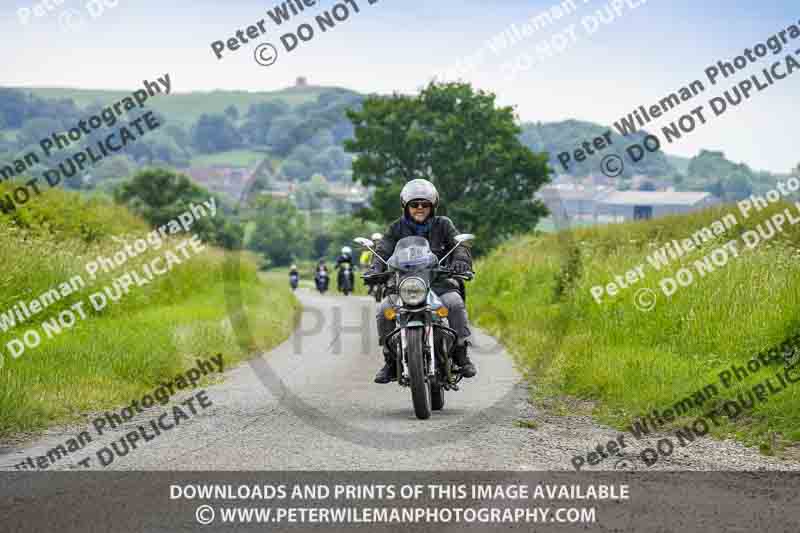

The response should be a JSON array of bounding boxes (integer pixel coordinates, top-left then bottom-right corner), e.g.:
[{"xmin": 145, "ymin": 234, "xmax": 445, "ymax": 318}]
[
  {"xmin": 290, "ymin": 264, "xmax": 297, "ymax": 270},
  {"xmin": 371, "ymin": 232, "xmax": 383, "ymax": 241},
  {"xmin": 342, "ymin": 246, "xmax": 352, "ymax": 255},
  {"xmin": 400, "ymin": 179, "xmax": 439, "ymax": 210}
]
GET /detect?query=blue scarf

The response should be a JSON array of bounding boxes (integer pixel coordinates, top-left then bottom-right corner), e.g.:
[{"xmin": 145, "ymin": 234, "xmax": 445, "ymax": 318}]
[{"xmin": 404, "ymin": 215, "xmax": 432, "ymax": 237}]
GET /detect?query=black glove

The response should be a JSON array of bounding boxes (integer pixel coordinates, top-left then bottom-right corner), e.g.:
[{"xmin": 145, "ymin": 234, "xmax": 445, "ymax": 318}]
[
  {"xmin": 451, "ymin": 261, "xmax": 471, "ymax": 274},
  {"xmin": 364, "ymin": 268, "xmax": 381, "ymax": 284}
]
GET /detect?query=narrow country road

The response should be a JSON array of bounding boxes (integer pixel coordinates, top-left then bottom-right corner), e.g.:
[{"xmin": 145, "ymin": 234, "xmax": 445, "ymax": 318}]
[{"xmin": 1, "ymin": 289, "xmax": 798, "ymax": 472}]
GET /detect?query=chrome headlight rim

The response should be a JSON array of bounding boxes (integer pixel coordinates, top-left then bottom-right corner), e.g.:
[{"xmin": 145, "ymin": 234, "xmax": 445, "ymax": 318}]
[{"xmin": 399, "ymin": 277, "xmax": 428, "ymax": 306}]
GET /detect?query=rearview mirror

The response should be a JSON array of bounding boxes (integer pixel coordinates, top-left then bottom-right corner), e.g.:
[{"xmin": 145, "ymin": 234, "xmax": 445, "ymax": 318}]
[
  {"xmin": 354, "ymin": 237, "xmax": 389, "ymax": 266},
  {"xmin": 438, "ymin": 234, "xmax": 477, "ymax": 266}
]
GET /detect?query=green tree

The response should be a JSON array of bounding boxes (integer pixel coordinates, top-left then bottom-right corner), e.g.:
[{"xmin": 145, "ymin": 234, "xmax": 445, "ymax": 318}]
[
  {"xmin": 163, "ymin": 124, "xmax": 190, "ymax": 150},
  {"xmin": 17, "ymin": 117, "xmax": 63, "ymax": 148},
  {"xmin": 131, "ymin": 133, "xmax": 190, "ymax": 166},
  {"xmin": 191, "ymin": 114, "xmax": 242, "ymax": 153},
  {"xmin": 265, "ymin": 115, "xmax": 303, "ymax": 155},
  {"xmin": 248, "ymin": 196, "xmax": 308, "ymax": 267},
  {"xmin": 90, "ymin": 155, "xmax": 135, "ymax": 185},
  {"xmin": 241, "ymin": 101, "xmax": 290, "ymax": 146},
  {"xmin": 316, "ymin": 214, "xmax": 382, "ymax": 260},
  {"xmin": 281, "ymin": 159, "xmax": 312, "ymax": 182},
  {"xmin": 224, "ymin": 105, "xmax": 240, "ymax": 122},
  {"xmin": 344, "ymin": 81, "xmax": 550, "ymax": 253},
  {"xmin": 721, "ymin": 169, "xmax": 753, "ymax": 201},
  {"xmin": 309, "ymin": 130, "xmax": 334, "ymax": 150},
  {"xmin": 114, "ymin": 168, "xmax": 241, "ymax": 248}
]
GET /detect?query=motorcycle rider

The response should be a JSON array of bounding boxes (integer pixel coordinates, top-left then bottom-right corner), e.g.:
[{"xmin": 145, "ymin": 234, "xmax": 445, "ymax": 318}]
[
  {"xmin": 315, "ymin": 260, "xmax": 329, "ymax": 292},
  {"xmin": 367, "ymin": 179, "xmax": 476, "ymax": 384},
  {"xmin": 335, "ymin": 246, "xmax": 355, "ymax": 293},
  {"xmin": 289, "ymin": 264, "xmax": 299, "ymax": 290},
  {"xmin": 362, "ymin": 233, "xmax": 383, "ymax": 296}
]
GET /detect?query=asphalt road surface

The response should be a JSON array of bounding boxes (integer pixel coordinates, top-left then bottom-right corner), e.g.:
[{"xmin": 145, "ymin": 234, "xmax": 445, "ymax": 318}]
[{"xmin": 1, "ymin": 289, "xmax": 798, "ymax": 472}]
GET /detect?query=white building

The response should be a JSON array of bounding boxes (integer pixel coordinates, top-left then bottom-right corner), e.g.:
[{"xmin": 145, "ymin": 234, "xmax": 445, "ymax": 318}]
[{"xmin": 595, "ymin": 191, "xmax": 718, "ymax": 222}]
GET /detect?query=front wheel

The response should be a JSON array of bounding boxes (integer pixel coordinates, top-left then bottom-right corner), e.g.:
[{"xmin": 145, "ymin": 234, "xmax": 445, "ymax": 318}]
[
  {"xmin": 406, "ymin": 328, "xmax": 432, "ymax": 420},
  {"xmin": 431, "ymin": 383, "xmax": 445, "ymax": 410}
]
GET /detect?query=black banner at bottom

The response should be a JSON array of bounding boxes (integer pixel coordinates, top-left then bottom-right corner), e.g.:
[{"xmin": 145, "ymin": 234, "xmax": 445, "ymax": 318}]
[{"xmin": 1, "ymin": 471, "xmax": 798, "ymax": 532}]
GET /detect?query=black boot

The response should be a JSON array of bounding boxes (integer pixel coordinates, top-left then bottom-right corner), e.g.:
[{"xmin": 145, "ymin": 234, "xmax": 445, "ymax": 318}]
[
  {"xmin": 374, "ymin": 348, "xmax": 397, "ymax": 384},
  {"xmin": 452, "ymin": 344, "xmax": 476, "ymax": 378}
]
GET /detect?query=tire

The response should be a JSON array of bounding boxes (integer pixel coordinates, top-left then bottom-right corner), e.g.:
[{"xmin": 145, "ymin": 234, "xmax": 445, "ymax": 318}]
[
  {"xmin": 431, "ymin": 383, "xmax": 445, "ymax": 411},
  {"xmin": 431, "ymin": 331, "xmax": 448, "ymax": 411},
  {"xmin": 406, "ymin": 328, "xmax": 432, "ymax": 420}
]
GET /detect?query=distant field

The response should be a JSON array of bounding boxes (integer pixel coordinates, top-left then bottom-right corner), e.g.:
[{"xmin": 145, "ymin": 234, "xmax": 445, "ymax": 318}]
[
  {"xmin": 24, "ymin": 86, "xmax": 354, "ymax": 126},
  {"xmin": 536, "ymin": 217, "xmax": 599, "ymax": 233},
  {"xmin": 191, "ymin": 149, "xmax": 269, "ymax": 168}
]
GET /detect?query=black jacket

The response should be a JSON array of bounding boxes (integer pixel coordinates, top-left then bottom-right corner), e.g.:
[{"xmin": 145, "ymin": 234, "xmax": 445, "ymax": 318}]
[
  {"xmin": 371, "ymin": 216, "xmax": 472, "ymax": 293},
  {"xmin": 335, "ymin": 254, "xmax": 353, "ymax": 269}
]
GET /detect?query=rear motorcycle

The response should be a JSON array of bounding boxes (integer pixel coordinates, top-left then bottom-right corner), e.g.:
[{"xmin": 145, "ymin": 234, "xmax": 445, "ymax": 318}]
[
  {"xmin": 338, "ymin": 264, "xmax": 354, "ymax": 296},
  {"xmin": 315, "ymin": 270, "xmax": 329, "ymax": 294},
  {"xmin": 355, "ymin": 234, "xmax": 474, "ymax": 420}
]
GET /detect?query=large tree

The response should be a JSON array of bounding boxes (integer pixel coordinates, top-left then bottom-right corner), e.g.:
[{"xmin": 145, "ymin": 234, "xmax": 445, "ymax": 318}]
[
  {"xmin": 191, "ymin": 114, "xmax": 242, "ymax": 153},
  {"xmin": 248, "ymin": 196, "xmax": 309, "ymax": 267},
  {"xmin": 114, "ymin": 168, "xmax": 241, "ymax": 248},
  {"xmin": 344, "ymin": 81, "xmax": 550, "ymax": 254}
]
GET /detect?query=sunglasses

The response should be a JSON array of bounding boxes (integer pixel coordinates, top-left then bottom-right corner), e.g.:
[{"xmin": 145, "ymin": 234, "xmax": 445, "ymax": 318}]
[{"xmin": 408, "ymin": 201, "xmax": 432, "ymax": 209}]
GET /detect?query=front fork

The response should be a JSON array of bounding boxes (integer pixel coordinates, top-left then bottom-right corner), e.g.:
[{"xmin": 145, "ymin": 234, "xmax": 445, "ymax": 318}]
[{"xmin": 398, "ymin": 317, "xmax": 436, "ymax": 381}]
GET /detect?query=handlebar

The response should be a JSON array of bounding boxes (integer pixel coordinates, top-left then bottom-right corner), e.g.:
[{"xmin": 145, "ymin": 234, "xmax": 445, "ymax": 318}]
[
  {"xmin": 436, "ymin": 267, "xmax": 474, "ymax": 281},
  {"xmin": 362, "ymin": 271, "xmax": 393, "ymax": 283},
  {"xmin": 362, "ymin": 269, "xmax": 473, "ymax": 283}
]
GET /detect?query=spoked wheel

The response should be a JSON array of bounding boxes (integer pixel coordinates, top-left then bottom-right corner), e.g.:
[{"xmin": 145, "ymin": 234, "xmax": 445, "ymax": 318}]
[
  {"xmin": 432, "ymin": 333, "xmax": 450, "ymax": 410},
  {"xmin": 406, "ymin": 328, "xmax": 431, "ymax": 420}
]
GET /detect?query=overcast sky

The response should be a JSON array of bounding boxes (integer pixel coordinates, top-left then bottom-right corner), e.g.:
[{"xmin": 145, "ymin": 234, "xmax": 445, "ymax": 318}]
[{"xmin": 3, "ymin": 0, "xmax": 798, "ymax": 173}]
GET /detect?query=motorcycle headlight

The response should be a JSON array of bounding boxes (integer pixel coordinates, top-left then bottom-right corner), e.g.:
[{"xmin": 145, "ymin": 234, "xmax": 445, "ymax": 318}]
[{"xmin": 399, "ymin": 277, "xmax": 428, "ymax": 306}]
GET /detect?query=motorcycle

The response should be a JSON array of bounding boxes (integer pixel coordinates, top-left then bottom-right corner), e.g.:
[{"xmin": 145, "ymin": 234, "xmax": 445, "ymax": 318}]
[
  {"xmin": 289, "ymin": 272, "xmax": 299, "ymax": 291},
  {"xmin": 355, "ymin": 233, "xmax": 474, "ymax": 420},
  {"xmin": 315, "ymin": 269, "xmax": 329, "ymax": 294},
  {"xmin": 338, "ymin": 263, "xmax": 354, "ymax": 296}
]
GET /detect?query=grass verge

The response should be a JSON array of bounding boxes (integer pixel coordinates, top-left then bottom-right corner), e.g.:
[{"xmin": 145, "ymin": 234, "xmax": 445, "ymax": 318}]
[
  {"xmin": 469, "ymin": 201, "xmax": 800, "ymax": 455},
  {"xmin": 0, "ymin": 186, "xmax": 299, "ymax": 438}
]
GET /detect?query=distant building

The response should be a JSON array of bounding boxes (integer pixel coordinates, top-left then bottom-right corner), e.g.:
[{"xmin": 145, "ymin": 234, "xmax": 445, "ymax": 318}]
[
  {"xmin": 184, "ymin": 166, "xmax": 252, "ymax": 199},
  {"xmin": 596, "ymin": 191, "xmax": 718, "ymax": 222},
  {"xmin": 537, "ymin": 186, "xmax": 606, "ymax": 221},
  {"xmin": 296, "ymin": 76, "xmax": 308, "ymax": 87}
]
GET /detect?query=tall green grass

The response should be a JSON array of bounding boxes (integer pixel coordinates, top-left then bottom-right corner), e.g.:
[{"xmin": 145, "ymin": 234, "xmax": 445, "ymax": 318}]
[
  {"xmin": 470, "ymin": 202, "xmax": 800, "ymax": 452},
  {"xmin": 0, "ymin": 185, "xmax": 299, "ymax": 437}
]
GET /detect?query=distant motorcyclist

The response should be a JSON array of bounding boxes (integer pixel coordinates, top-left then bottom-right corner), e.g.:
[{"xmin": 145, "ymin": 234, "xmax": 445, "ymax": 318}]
[
  {"xmin": 315, "ymin": 261, "xmax": 330, "ymax": 294},
  {"xmin": 336, "ymin": 246, "xmax": 355, "ymax": 294},
  {"xmin": 361, "ymin": 233, "xmax": 383, "ymax": 296},
  {"xmin": 366, "ymin": 179, "xmax": 476, "ymax": 384},
  {"xmin": 289, "ymin": 264, "xmax": 299, "ymax": 291}
]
